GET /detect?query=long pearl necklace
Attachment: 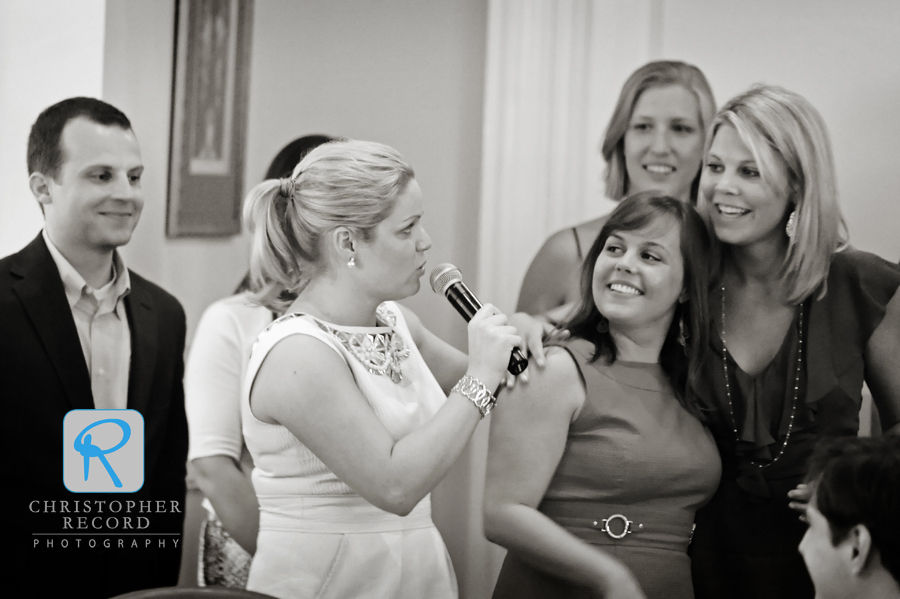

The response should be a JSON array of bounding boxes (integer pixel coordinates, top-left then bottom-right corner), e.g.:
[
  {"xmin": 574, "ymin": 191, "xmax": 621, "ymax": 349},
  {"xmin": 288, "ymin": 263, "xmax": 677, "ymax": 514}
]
[{"xmin": 720, "ymin": 286, "xmax": 803, "ymax": 469}]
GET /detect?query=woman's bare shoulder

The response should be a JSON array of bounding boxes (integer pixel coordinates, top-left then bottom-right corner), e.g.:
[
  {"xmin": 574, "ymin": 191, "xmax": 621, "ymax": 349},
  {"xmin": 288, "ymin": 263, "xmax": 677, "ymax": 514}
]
[
  {"xmin": 574, "ymin": 215, "xmax": 610, "ymax": 248},
  {"xmin": 502, "ymin": 346, "xmax": 585, "ymax": 419},
  {"xmin": 537, "ymin": 226, "xmax": 582, "ymax": 263}
]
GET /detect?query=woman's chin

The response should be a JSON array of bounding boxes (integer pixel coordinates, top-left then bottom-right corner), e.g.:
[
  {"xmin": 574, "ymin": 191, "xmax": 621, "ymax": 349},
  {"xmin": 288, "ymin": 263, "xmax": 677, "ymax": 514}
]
[{"xmin": 393, "ymin": 279, "xmax": 421, "ymax": 301}]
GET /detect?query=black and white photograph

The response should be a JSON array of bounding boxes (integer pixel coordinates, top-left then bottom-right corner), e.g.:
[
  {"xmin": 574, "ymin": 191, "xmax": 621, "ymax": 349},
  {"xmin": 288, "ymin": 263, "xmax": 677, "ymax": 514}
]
[{"xmin": 1, "ymin": 1, "xmax": 898, "ymax": 598}]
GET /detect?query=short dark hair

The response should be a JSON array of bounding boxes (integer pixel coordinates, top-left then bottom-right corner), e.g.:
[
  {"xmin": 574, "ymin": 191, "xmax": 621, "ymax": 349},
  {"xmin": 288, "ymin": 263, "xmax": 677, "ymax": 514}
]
[
  {"xmin": 264, "ymin": 134, "xmax": 335, "ymax": 180},
  {"xmin": 27, "ymin": 97, "xmax": 132, "ymax": 179},
  {"xmin": 806, "ymin": 436, "xmax": 900, "ymax": 583},
  {"xmin": 563, "ymin": 191, "xmax": 711, "ymax": 411}
]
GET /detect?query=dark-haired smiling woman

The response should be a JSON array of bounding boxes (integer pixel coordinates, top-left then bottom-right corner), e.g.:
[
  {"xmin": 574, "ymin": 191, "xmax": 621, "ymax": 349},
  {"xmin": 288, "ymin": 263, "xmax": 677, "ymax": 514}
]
[
  {"xmin": 485, "ymin": 192, "xmax": 721, "ymax": 599},
  {"xmin": 689, "ymin": 85, "xmax": 900, "ymax": 599}
]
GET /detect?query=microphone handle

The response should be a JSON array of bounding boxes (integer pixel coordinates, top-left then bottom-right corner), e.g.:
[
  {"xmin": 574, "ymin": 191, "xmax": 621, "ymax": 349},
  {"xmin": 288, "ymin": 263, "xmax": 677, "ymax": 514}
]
[
  {"xmin": 444, "ymin": 283, "xmax": 529, "ymax": 376},
  {"xmin": 507, "ymin": 348, "xmax": 529, "ymax": 376},
  {"xmin": 445, "ymin": 284, "xmax": 482, "ymax": 321}
]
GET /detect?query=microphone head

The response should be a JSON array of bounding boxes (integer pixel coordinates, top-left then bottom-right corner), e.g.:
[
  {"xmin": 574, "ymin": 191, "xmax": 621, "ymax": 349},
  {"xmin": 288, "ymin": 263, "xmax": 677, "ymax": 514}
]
[{"xmin": 430, "ymin": 263, "xmax": 462, "ymax": 296}]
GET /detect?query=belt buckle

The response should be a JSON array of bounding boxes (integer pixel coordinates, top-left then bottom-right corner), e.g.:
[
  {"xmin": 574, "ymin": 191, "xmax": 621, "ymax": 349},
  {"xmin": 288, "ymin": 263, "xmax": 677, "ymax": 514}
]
[{"xmin": 594, "ymin": 513, "xmax": 641, "ymax": 540}]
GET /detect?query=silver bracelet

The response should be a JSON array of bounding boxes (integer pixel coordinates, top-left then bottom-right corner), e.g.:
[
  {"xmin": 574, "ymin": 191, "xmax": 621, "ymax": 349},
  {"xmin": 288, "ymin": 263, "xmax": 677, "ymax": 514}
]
[{"xmin": 452, "ymin": 374, "xmax": 497, "ymax": 419}]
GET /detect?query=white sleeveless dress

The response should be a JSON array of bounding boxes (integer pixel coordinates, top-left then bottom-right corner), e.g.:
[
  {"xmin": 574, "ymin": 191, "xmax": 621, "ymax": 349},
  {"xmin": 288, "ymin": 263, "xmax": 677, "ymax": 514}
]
[{"xmin": 242, "ymin": 302, "xmax": 458, "ymax": 599}]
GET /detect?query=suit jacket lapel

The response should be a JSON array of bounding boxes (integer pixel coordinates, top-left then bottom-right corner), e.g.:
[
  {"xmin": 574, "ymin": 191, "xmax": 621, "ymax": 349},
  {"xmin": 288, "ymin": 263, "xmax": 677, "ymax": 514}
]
[
  {"xmin": 10, "ymin": 234, "xmax": 93, "ymax": 410},
  {"xmin": 126, "ymin": 277, "xmax": 157, "ymax": 415}
]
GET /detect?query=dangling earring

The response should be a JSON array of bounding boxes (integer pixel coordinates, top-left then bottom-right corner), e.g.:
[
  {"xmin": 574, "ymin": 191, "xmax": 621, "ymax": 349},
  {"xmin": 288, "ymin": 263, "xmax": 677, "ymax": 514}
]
[
  {"xmin": 678, "ymin": 314, "xmax": 689, "ymax": 355},
  {"xmin": 596, "ymin": 316, "xmax": 609, "ymax": 334},
  {"xmin": 785, "ymin": 210, "xmax": 797, "ymax": 239},
  {"xmin": 347, "ymin": 256, "xmax": 356, "ymax": 268}
]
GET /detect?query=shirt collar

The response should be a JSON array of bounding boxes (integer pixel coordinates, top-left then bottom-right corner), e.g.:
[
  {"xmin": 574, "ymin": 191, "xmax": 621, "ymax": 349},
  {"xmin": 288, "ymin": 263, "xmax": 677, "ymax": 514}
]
[{"xmin": 42, "ymin": 229, "xmax": 131, "ymax": 310}]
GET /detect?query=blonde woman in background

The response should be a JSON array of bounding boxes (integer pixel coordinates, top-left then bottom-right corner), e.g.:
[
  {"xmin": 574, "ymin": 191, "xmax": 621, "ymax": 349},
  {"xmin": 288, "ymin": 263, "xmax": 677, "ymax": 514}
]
[{"xmin": 517, "ymin": 60, "xmax": 715, "ymax": 323}]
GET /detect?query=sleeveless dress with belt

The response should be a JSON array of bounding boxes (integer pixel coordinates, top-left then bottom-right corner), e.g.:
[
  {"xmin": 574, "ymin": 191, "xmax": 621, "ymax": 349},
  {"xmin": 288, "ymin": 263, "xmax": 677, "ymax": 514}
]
[
  {"xmin": 241, "ymin": 302, "xmax": 457, "ymax": 599},
  {"xmin": 492, "ymin": 338, "xmax": 721, "ymax": 599}
]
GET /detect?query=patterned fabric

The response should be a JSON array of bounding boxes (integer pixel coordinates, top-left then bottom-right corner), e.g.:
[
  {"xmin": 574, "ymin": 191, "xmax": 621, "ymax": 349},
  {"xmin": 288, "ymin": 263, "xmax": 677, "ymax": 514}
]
[
  {"xmin": 314, "ymin": 304, "xmax": 410, "ymax": 383},
  {"xmin": 198, "ymin": 516, "xmax": 251, "ymax": 589}
]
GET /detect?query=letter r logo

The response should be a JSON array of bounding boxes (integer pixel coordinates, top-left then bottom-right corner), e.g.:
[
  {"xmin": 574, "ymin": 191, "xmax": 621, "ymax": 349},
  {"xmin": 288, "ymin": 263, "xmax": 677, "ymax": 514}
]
[{"xmin": 63, "ymin": 410, "xmax": 144, "ymax": 493}]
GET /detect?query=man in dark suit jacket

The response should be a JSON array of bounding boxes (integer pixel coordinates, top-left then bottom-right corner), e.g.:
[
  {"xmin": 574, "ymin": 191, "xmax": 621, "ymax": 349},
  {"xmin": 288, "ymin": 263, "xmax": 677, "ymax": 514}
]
[{"xmin": 1, "ymin": 97, "xmax": 188, "ymax": 597}]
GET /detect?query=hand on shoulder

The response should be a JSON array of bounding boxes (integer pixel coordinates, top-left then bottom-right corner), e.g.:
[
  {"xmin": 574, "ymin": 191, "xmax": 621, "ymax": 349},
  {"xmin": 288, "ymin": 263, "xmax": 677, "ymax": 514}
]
[{"xmin": 499, "ymin": 345, "xmax": 584, "ymax": 424}]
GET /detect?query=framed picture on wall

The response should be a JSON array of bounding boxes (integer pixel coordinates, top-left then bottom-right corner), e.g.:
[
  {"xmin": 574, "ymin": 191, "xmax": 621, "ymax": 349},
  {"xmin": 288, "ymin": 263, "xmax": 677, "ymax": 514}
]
[{"xmin": 166, "ymin": 0, "xmax": 254, "ymax": 238}]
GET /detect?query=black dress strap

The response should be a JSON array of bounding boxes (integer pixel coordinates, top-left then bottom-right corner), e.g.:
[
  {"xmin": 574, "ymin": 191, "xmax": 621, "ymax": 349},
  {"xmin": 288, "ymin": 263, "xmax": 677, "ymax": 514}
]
[{"xmin": 571, "ymin": 227, "xmax": 583, "ymax": 260}]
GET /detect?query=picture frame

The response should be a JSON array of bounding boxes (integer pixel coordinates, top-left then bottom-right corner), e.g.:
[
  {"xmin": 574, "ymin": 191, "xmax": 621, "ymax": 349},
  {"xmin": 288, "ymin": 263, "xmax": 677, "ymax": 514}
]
[{"xmin": 166, "ymin": 0, "xmax": 254, "ymax": 238}]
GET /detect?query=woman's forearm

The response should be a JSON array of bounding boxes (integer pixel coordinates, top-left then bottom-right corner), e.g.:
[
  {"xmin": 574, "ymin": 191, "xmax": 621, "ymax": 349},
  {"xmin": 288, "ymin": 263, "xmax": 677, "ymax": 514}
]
[
  {"xmin": 485, "ymin": 503, "xmax": 637, "ymax": 596},
  {"xmin": 370, "ymin": 390, "xmax": 483, "ymax": 515},
  {"xmin": 193, "ymin": 456, "xmax": 259, "ymax": 554}
]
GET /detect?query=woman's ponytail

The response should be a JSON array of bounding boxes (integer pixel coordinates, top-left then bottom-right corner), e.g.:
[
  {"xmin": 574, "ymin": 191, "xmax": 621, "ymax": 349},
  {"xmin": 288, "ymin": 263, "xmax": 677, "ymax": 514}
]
[{"xmin": 243, "ymin": 178, "xmax": 307, "ymax": 313}]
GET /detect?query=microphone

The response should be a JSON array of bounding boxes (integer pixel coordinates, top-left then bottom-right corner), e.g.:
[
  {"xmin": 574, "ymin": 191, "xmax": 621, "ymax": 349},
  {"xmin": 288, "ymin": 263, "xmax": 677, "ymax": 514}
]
[{"xmin": 430, "ymin": 263, "xmax": 528, "ymax": 375}]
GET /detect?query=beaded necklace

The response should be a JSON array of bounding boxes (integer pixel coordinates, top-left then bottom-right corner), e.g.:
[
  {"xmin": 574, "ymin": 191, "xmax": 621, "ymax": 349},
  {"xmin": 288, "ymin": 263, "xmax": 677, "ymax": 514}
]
[{"xmin": 720, "ymin": 286, "xmax": 803, "ymax": 469}]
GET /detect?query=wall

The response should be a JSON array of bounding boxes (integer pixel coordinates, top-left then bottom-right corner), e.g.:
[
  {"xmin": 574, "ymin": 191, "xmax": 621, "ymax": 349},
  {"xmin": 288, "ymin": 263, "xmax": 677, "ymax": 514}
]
[
  {"xmin": 100, "ymin": 0, "xmax": 488, "ymax": 351},
  {"xmin": 0, "ymin": 0, "xmax": 106, "ymax": 257},
  {"xmin": 245, "ymin": 0, "xmax": 487, "ymax": 350},
  {"xmin": 497, "ymin": 0, "xmax": 899, "ymax": 314},
  {"xmin": 478, "ymin": 0, "xmax": 660, "ymax": 314},
  {"xmin": 658, "ymin": 0, "xmax": 900, "ymax": 261},
  {"xmin": 103, "ymin": 1, "xmax": 252, "ymax": 345}
]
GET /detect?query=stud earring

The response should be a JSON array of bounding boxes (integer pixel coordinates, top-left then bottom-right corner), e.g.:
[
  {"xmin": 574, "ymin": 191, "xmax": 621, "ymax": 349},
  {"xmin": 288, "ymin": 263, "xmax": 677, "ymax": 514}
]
[
  {"xmin": 347, "ymin": 256, "xmax": 356, "ymax": 268},
  {"xmin": 785, "ymin": 210, "xmax": 797, "ymax": 239}
]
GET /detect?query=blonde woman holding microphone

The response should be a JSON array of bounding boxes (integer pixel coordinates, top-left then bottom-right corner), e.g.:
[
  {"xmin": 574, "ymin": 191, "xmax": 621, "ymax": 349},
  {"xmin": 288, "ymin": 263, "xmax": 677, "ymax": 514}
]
[{"xmin": 240, "ymin": 139, "xmax": 525, "ymax": 599}]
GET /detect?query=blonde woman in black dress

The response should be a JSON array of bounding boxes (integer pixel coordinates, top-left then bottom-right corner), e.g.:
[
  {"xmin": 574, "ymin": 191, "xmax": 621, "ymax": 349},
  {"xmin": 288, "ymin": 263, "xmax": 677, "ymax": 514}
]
[{"xmin": 689, "ymin": 85, "xmax": 900, "ymax": 599}]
